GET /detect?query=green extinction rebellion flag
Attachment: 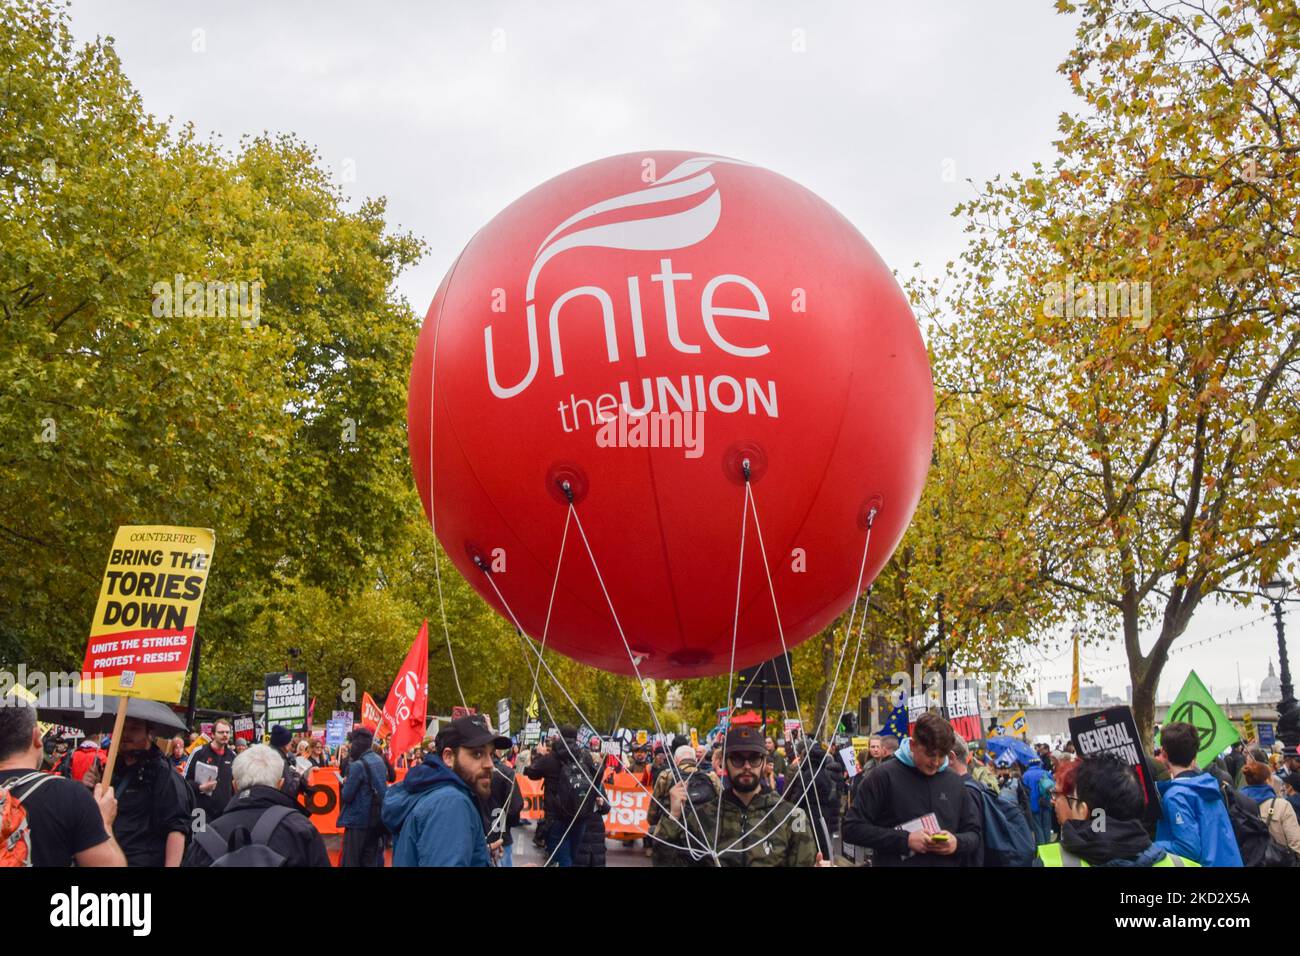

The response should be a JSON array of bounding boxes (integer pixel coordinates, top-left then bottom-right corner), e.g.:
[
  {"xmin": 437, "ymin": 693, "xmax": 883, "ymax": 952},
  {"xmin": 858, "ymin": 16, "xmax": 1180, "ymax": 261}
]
[{"xmin": 1162, "ymin": 671, "xmax": 1240, "ymax": 768}]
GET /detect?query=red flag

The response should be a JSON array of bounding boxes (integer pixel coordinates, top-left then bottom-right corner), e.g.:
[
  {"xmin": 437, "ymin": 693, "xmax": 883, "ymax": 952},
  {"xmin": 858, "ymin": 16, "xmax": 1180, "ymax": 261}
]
[
  {"xmin": 381, "ymin": 621, "xmax": 429, "ymax": 761},
  {"xmin": 361, "ymin": 692, "xmax": 384, "ymax": 734}
]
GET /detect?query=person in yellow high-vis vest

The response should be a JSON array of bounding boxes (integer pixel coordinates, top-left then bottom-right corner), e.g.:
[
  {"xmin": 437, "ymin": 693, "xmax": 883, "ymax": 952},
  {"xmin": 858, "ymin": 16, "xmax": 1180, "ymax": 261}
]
[{"xmin": 1037, "ymin": 755, "xmax": 1199, "ymax": 868}]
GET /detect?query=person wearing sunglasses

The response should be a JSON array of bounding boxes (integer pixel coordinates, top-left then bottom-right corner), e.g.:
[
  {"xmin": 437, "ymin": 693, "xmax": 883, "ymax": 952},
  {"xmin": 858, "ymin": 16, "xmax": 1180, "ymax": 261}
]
[{"xmin": 656, "ymin": 725, "xmax": 829, "ymax": 867}]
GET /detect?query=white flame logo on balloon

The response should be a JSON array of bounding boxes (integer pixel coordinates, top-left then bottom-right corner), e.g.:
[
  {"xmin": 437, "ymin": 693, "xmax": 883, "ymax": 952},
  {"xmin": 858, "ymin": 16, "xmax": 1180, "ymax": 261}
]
[{"xmin": 484, "ymin": 156, "xmax": 752, "ymax": 400}]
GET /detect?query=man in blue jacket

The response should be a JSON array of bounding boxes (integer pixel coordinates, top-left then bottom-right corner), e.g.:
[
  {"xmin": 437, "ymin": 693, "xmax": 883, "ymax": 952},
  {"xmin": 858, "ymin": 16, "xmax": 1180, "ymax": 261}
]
[
  {"xmin": 1154, "ymin": 721, "xmax": 1243, "ymax": 867},
  {"xmin": 338, "ymin": 728, "xmax": 388, "ymax": 867},
  {"xmin": 382, "ymin": 715, "xmax": 509, "ymax": 867},
  {"xmin": 1021, "ymin": 756, "xmax": 1053, "ymax": 844}
]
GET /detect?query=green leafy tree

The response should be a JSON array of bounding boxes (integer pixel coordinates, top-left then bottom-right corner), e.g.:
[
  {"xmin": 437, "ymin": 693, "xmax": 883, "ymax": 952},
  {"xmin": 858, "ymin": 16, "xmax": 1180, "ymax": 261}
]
[{"xmin": 0, "ymin": 2, "xmax": 426, "ymax": 707}]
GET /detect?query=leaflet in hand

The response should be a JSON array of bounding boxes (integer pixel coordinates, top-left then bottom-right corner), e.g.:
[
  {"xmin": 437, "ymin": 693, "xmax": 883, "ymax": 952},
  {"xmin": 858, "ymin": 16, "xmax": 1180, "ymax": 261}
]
[
  {"xmin": 895, "ymin": 812, "xmax": 940, "ymax": 835},
  {"xmin": 193, "ymin": 761, "xmax": 219, "ymax": 786}
]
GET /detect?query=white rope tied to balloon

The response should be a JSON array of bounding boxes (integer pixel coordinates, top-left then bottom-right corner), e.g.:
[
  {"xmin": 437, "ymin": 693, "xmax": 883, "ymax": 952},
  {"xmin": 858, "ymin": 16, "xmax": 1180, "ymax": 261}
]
[
  {"xmin": 425, "ymin": 263, "xmax": 709, "ymax": 860},
  {"xmin": 428, "ymin": 483, "xmax": 880, "ymax": 864},
  {"xmin": 429, "ymin": 466, "xmax": 882, "ymax": 864},
  {"xmin": 711, "ymin": 485, "xmax": 877, "ymax": 856},
  {"xmin": 477, "ymin": 510, "xmax": 720, "ymax": 863}
]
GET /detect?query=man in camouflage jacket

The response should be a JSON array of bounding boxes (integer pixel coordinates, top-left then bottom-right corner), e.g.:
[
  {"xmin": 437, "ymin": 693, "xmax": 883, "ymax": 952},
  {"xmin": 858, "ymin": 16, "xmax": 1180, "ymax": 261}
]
[{"xmin": 654, "ymin": 726, "xmax": 821, "ymax": 867}]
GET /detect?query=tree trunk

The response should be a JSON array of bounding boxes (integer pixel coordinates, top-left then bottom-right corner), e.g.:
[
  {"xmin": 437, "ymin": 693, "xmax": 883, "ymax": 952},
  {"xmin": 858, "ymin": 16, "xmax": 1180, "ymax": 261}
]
[
  {"xmin": 813, "ymin": 625, "xmax": 836, "ymax": 737},
  {"xmin": 1131, "ymin": 675, "xmax": 1158, "ymax": 752}
]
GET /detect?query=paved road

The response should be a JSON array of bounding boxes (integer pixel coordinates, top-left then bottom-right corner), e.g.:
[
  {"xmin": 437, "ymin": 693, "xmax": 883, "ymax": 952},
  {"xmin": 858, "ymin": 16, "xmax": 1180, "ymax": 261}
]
[
  {"xmin": 508, "ymin": 820, "xmax": 654, "ymax": 867},
  {"xmin": 321, "ymin": 825, "xmax": 653, "ymax": 867}
]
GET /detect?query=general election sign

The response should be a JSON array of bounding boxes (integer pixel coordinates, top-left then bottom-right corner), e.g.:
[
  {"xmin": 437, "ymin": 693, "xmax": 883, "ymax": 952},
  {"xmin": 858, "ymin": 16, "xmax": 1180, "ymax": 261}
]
[
  {"xmin": 232, "ymin": 714, "xmax": 256, "ymax": 742},
  {"xmin": 80, "ymin": 525, "xmax": 215, "ymax": 702},
  {"xmin": 1069, "ymin": 706, "xmax": 1162, "ymax": 825},
  {"xmin": 947, "ymin": 682, "xmax": 983, "ymax": 747}
]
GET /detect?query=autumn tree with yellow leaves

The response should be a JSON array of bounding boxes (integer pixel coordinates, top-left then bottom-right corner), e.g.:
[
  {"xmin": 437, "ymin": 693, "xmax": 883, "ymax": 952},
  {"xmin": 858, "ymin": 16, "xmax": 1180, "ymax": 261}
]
[{"xmin": 919, "ymin": 0, "xmax": 1300, "ymax": 742}]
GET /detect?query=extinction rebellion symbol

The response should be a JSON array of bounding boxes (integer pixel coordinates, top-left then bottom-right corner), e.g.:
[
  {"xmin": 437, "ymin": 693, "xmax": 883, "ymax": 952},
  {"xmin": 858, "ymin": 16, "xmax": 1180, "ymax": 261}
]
[{"xmin": 1167, "ymin": 699, "xmax": 1217, "ymax": 751}]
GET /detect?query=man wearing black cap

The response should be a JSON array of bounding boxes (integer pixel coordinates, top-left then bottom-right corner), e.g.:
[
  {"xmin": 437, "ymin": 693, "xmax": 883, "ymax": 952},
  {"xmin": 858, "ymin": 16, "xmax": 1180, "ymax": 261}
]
[
  {"xmin": 656, "ymin": 725, "xmax": 822, "ymax": 867},
  {"xmin": 1282, "ymin": 747, "xmax": 1300, "ymax": 782},
  {"xmin": 382, "ymin": 715, "xmax": 509, "ymax": 866}
]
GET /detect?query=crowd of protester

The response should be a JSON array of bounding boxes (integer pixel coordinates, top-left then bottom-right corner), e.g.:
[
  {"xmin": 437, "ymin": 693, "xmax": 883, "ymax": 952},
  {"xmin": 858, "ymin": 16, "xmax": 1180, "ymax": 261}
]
[{"xmin": 3, "ymin": 696, "xmax": 1299, "ymax": 869}]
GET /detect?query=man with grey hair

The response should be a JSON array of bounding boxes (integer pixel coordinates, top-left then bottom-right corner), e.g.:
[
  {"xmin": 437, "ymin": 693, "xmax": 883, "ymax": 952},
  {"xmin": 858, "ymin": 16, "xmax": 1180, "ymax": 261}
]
[
  {"xmin": 182, "ymin": 744, "xmax": 330, "ymax": 867},
  {"xmin": 949, "ymin": 734, "xmax": 971, "ymax": 769}
]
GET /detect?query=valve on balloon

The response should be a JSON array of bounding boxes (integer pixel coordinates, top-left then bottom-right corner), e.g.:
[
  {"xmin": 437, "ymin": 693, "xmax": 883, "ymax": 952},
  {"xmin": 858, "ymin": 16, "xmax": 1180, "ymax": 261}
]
[{"xmin": 858, "ymin": 494, "xmax": 884, "ymax": 532}]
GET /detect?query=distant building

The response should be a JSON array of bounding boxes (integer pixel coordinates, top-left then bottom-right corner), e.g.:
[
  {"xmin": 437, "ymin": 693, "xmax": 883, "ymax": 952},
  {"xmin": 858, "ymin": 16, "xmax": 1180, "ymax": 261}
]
[
  {"xmin": 1260, "ymin": 661, "xmax": 1281, "ymax": 703},
  {"xmin": 1047, "ymin": 691, "xmax": 1068, "ymax": 706},
  {"xmin": 1080, "ymin": 686, "xmax": 1102, "ymax": 707},
  {"xmin": 1125, "ymin": 685, "xmax": 1132, "ymax": 703}
]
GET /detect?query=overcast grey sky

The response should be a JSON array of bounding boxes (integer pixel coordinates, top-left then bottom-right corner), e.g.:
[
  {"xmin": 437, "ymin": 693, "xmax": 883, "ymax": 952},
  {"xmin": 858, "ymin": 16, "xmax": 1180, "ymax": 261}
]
[{"xmin": 66, "ymin": 0, "xmax": 1292, "ymax": 703}]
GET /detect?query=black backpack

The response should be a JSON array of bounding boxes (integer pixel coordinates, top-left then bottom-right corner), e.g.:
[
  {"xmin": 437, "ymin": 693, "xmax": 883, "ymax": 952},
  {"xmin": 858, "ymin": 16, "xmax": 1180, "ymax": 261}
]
[
  {"xmin": 1013, "ymin": 776, "xmax": 1036, "ymax": 835},
  {"xmin": 190, "ymin": 805, "xmax": 296, "ymax": 867},
  {"xmin": 1219, "ymin": 781, "xmax": 1299, "ymax": 868},
  {"xmin": 358, "ymin": 752, "xmax": 386, "ymax": 829},
  {"xmin": 549, "ymin": 752, "xmax": 594, "ymax": 820}
]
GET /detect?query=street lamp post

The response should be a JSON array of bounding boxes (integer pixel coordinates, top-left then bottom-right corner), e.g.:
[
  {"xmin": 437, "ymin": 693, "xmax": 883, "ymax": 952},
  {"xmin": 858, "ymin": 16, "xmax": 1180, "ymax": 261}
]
[{"xmin": 1261, "ymin": 574, "xmax": 1299, "ymax": 754}]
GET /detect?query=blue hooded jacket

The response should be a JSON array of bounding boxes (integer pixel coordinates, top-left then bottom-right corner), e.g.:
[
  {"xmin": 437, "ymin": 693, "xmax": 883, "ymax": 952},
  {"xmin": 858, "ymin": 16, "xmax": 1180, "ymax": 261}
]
[
  {"xmin": 381, "ymin": 752, "xmax": 490, "ymax": 867},
  {"xmin": 1155, "ymin": 772, "xmax": 1243, "ymax": 867},
  {"xmin": 1021, "ymin": 761, "xmax": 1051, "ymax": 814}
]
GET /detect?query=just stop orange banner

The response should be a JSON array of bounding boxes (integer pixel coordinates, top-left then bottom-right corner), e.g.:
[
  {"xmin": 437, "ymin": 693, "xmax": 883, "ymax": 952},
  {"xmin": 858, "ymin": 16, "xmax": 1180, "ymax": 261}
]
[{"xmin": 510, "ymin": 770, "xmax": 651, "ymax": 837}]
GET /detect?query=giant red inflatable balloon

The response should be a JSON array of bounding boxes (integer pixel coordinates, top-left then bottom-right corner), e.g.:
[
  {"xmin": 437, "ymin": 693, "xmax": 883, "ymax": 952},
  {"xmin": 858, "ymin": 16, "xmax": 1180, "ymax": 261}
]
[{"xmin": 409, "ymin": 152, "xmax": 933, "ymax": 679}]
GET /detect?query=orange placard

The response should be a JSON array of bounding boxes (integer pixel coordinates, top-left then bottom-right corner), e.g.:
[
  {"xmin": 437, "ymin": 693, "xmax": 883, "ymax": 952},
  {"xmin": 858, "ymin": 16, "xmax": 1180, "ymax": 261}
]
[
  {"xmin": 518, "ymin": 773, "xmax": 544, "ymax": 820},
  {"xmin": 603, "ymin": 771, "xmax": 651, "ymax": 838},
  {"xmin": 301, "ymin": 767, "xmax": 343, "ymax": 834},
  {"xmin": 512, "ymin": 771, "xmax": 648, "ymax": 836},
  {"xmin": 303, "ymin": 765, "xmax": 407, "ymax": 835}
]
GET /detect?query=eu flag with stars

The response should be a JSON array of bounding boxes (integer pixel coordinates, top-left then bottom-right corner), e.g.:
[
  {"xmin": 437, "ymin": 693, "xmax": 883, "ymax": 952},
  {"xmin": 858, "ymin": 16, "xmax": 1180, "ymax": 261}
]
[{"xmin": 880, "ymin": 705, "xmax": 908, "ymax": 741}]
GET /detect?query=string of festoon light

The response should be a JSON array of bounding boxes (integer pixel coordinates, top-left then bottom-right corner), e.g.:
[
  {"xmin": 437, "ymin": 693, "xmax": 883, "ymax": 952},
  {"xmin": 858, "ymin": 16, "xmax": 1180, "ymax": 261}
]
[{"xmin": 1029, "ymin": 612, "xmax": 1275, "ymax": 682}]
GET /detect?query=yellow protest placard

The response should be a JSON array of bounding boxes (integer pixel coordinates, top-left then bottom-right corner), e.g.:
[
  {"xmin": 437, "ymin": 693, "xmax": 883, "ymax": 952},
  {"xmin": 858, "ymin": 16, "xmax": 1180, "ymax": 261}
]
[{"xmin": 79, "ymin": 525, "xmax": 216, "ymax": 702}]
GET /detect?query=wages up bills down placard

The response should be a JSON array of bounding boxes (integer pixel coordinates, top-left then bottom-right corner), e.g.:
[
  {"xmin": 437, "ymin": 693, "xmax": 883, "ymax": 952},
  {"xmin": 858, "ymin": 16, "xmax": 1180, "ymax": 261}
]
[{"xmin": 80, "ymin": 525, "xmax": 215, "ymax": 702}]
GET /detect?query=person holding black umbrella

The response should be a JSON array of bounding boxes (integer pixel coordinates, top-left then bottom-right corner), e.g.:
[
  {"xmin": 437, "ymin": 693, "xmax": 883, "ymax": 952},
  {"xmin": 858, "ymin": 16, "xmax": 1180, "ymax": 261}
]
[{"xmin": 102, "ymin": 716, "xmax": 192, "ymax": 866}]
